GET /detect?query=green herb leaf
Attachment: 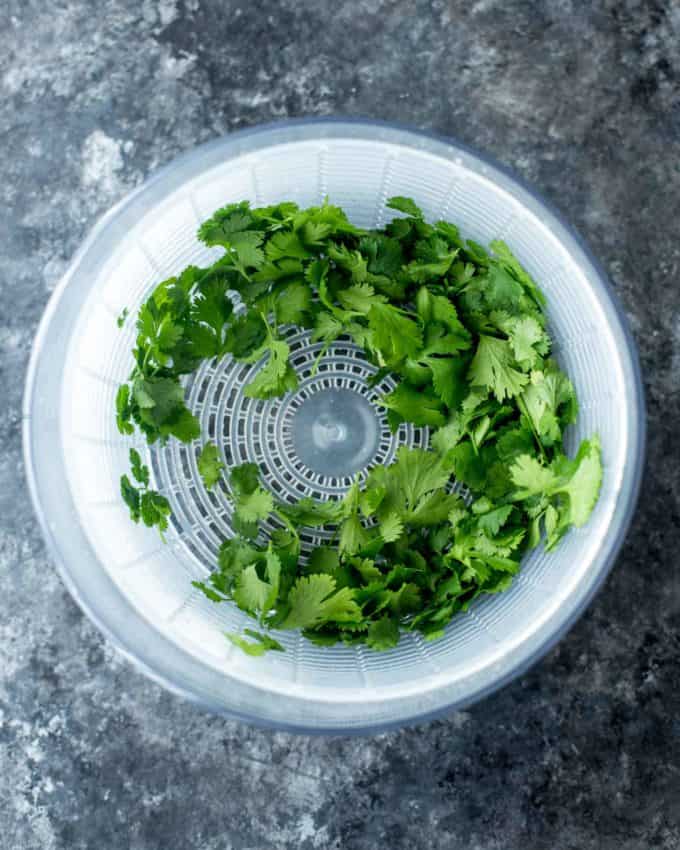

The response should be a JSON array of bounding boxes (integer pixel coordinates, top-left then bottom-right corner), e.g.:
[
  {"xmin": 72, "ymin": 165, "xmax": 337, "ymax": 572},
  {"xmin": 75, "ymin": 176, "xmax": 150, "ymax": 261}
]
[
  {"xmin": 469, "ymin": 335, "xmax": 529, "ymax": 401},
  {"xmin": 386, "ymin": 196, "xmax": 424, "ymax": 219},
  {"xmin": 198, "ymin": 443, "xmax": 225, "ymax": 489},
  {"xmin": 281, "ymin": 575, "xmax": 361, "ymax": 630},
  {"xmin": 226, "ymin": 629, "xmax": 285, "ymax": 656},
  {"xmin": 368, "ymin": 302, "xmax": 423, "ymax": 365},
  {"xmin": 366, "ymin": 615, "xmax": 400, "ymax": 650}
]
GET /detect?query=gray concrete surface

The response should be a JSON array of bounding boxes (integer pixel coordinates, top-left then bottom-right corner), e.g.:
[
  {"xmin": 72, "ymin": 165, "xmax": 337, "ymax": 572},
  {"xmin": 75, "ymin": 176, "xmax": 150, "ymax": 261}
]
[{"xmin": 1, "ymin": 1, "xmax": 679, "ymax": 848}]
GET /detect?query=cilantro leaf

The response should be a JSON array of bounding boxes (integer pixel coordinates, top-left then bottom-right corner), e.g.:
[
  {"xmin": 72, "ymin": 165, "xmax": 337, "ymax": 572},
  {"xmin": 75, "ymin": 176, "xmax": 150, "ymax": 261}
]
[
  {"xmin": 235, "ymin": 486, "xmax": 274, "ymax": 525},
  {"xmin": 379, "ymin": 512, "xmax": 404, "ymax": 543},
  {"xmin": 193, "ymin": 537, "xmax": 262, "ymax": 600},
  {"xmin": 520, "ymin": 361, "xmax": 577, "ymax": 448},
  {"xmin": 510, "ymin": 437, "xmax": 603, "ymax": 547},
  {"xmin": 490, "ymin": 240, "xmax": 546, "ymax": 307},
  {"xmin": 509, "ymin": 455, "xmax": 557, "ymax": 498},
  {"xmin": 312, "ymin": 311, "xmax": 345, "ymax": 344},
  {"xmin": 337, "ymin": 283, "xmax": 387, "ymax": 314},
  {"xmin": 366, "ymin": 616, "xmax": 400, "ymax": 651},
  {"xmin": 367, "ymin": 303, "xmax": 423, "ymax": 365},
  {"xmin": 327, "ymin": 243, "xmax": 368, "ymax": 284},
  {"xmin": 427, "ymin": 356, "xmax": 470, "ymax": 410},
  {"xmin": 197, "ymin": 202, "xmax": 252, "ymax": 243},
  {"xmin": 507, "ymin": 316, "xmax": 548, "ymax": 369},
  {"xmin": 338, "ymin": 482, "xmax": 373, "ymax": 556},
  {"xmin": 120, "ymin": 454, "xmax": 170, "ymax": 539},
  {"xmin": 244, "ymin": 338, "xmax": 298, "ymax": 399},
  {"xmin": 115, "ymin": 384, "xmax": 135, "ymax": 436},
  {"xmin": 233, "ymin": 547, "xmax": 281, "ymax": 619},
  {"xmin": 120, "ymin": 474, "xmax": 140, "ymax": 522},
  {"xmin": 551, "ymin": 437, "xmax": 603, "ymax": 529},
  {"xmin": 265, "ymin": 230, "xmax": 311, "ymax": 262},
  {"xmin": 226, "ymin": 629, "xmax": 284, "ymax": 656},
  {"xmin": 129, "ymin": 448, "xmax": 149, "ymax": 486},
  {"xmin": 406, "ymin": 237, "xmax": 459, "ymax": 282},
  {"xmin": 229, "ymin": 463, "xmax": 274, "ymax": 534},
  {"xmin": 140, "ymin": 491, "xmax": 171, "ymax": 532},
  {"xmin": 281, "ymin": 575, "xmax": 361, "ymax": 629},
  {"xmin": 429, "ymin": 295, "xmax": 472, "ymax": 344},
  {"xmin": 198, "ymin": 443, "xmax": 225, "ymax": 489},
  {"xmin": 359, "ymin": 234, "xmax": 404, "ymax": 278},
  {"xmin": 197, "ymin": 204, "xmax": 265, "ymax": 276},
  {"xmin": 225, "ymin": 311, "xmax": 268, "ymax": 359},
  {"xmin": 277, "ymin": 497, "xmax": 344, "ymax": 527},
  {"xmin": 389, "ymin": 446, "xmax": 452, "ymax": 506},
  {"xmin": 274, "ymin": 281, "xmax": 312, "ymax": 325},
  {"xmin": 386, "ymin": 196, "xmax": 424, "ymax": 219},
  {"xmin": 380, "ymin": 381, "xmax": 447, "ymax": 429},
  {"xmin": 130, "ymin": 376, "xmax": 200, "ymax": 443},
  {"xmin": 469, "ymin": 335, "xmax": 529, "ymax": 401},
  {"xmin": 364, "ymin": 446, "xmax": 457, "ymax": 529}
]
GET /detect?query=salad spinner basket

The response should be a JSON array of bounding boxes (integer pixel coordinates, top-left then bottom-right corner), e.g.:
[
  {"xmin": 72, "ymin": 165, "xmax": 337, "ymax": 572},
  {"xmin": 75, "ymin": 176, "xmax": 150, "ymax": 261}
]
[{"xmin": 23, "ymin": 120, "xmax": 644, "ymax": 732}]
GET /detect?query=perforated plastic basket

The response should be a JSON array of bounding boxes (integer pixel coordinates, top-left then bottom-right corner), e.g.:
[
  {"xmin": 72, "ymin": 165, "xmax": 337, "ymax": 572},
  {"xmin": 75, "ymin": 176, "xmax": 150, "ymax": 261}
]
[{"xmin": 23, "ymin": 120, "xmax": 644, "ymax": 732}]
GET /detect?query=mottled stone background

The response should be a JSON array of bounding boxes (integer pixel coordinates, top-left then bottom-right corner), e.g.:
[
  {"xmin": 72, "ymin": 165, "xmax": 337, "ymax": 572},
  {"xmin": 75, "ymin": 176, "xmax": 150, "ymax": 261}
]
[{"xmin": 1, "ymin": 1, "xmax": 679, "ymax": 848}]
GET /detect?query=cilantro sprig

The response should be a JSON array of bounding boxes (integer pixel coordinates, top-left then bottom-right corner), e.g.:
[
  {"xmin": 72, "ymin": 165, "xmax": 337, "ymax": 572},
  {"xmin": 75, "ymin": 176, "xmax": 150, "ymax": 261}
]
[
  {"xmin": 117, "ymin": 197, "xmax": 603, "ymax": 654},
  {"xmin": 120, "ymin": 448, "xmax": 171, "ymax": 538}
]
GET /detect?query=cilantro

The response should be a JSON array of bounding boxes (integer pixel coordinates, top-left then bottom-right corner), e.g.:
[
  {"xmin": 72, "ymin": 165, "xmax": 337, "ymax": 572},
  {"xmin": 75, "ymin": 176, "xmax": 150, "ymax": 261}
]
[
  {"xmin": 244, "ymin": 338, "xmax": 298, "ymax": 399},
  {"xmin": 387, "ymin": 196, "xmax": 424, "ymax": 219},
  {"xmin": 469, "ymin": 335, "xmax": 529, "ymax": 401},
  {"xmin": 366, "ymin": 616, "xmax": 400, "ymax": 651},
  {"xmin": 224, "ymin": 310, "xmax": 268, "ymax": 359},
  {"xmin": 367, "ymin": 302, "xmax": 423, "ymax": 365},
  {"xmin": 277, "ymin": 497, "xmax": 344, "ymax": 527},
  {"xmin": 129, "ymin": 447, "xmax": 149, "ymax": 486},
  {"xmin": 275, "ymin": 281, "xmax": 312, "ymax": 325},
  {"xmin": 281, "ymin": 575, "xmax": 362, "ymax": 630},
  {"xmin": 338, "ymin": 481, "xmax": 373, "ymax": 556},
  {"xmin": 120, "ymin": 448, "xmax": 170, "ymax": 538},
  {"xmin": 406, "ymin": 236, "xmax": 459, "ymax": 282},
  {"xmin": 120, "ymin": 474, "xmax": 140, "ymax": 521},
  {"xmin": 197, "ymin": 443, "xmax": 225, "ymax": 489},
  {"xmin": 428, "ymin": 356, "xmax": 469, "ymax": 409},
  {"xmin": 307, "ymin": 546, "xmax": 341, "ymax": 574},
  {"xmin": 139, "ymin": 491, "xmax": 172, "ymax": 534},
  {"xmin": 337, "ymin": 283, "xmax": 387, "ymax": 314},
  {"xmin": 115, "ymin": 384, "xmax": 134, "ymax": 436},
  {"xmin": 197, "ymin": 202, "xmax": 265, "ymax": 278},
  {"xmin": 116, "ymin": 196, "xmax": 603, "ymax": 656},
  {"xmin": 312, "ymin": 311, "xmax": 344, "ymax": 344},
  {"xmin": 380, "ymin": 382, "xmax": 447, "ymax": 430},
  {"xmin": 379, "ymin": 512, "xmax": 405, "ymax": 543},
  {"xmin": 229, "ymin": 463, "xmax": 274, "ymax": 537},
  {"xmin": 359, "ymin": 234, "xmax": 404, "ymax": 278},
  {"xmin": 233, "ymin": 547, "xmax": 281, "ymax": 620},
  {"xmin": 520, "ymin": 361, "xmax": 577, "ymax": 449},
  {"xmin": 490, "ymin": 240, "xmax": 546, "ymax": 307},
  {"xmin": 510, "ymin": 437, "xmax": 602, "ymax": 548},
  {"xmin": 225, "ymin": 629, "xmax": 284, "ymax": 656},
  {"xmin": 192, "ymin": 537, "xmax": 261, "ymax": 602}
]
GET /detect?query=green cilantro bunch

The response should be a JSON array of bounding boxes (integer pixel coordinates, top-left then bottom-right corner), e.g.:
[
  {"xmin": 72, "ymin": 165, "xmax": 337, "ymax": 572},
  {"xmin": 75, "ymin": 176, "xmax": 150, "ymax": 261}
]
[{"xmin": 116, "ymin": 197, "xmax": 602, "ymax": 654}]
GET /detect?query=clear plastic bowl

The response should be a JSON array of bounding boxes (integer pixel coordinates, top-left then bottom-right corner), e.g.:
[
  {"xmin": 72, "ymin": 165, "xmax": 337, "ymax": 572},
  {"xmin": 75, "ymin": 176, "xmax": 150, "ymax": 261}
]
[{"xmin": 23, "ymin": 120, "xmax": 645, "ymax": 733}]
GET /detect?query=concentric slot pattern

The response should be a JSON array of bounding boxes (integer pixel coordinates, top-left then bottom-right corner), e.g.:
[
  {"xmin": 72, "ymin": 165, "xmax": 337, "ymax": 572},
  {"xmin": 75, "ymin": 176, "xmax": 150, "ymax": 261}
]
[
  {"xmin": 58, "ymin": 135, "xmax": 629, "ymax": 697},
  {"xmin": 148, "ymin": 326, "xmax": 426, "ymax": 575}
]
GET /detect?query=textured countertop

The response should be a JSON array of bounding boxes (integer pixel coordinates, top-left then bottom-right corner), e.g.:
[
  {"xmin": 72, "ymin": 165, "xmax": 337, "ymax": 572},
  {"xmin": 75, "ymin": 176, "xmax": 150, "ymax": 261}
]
[{"xmin": 1, "ymin": 2, "xmax": 679, "ymax": 848}]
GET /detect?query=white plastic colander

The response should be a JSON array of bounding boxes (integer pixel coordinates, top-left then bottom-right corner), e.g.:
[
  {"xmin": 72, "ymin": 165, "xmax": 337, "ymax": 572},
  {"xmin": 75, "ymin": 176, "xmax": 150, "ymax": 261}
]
[{"xmin": 23, "ymin": 120, "xmax": 644, "ymax": 732}]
